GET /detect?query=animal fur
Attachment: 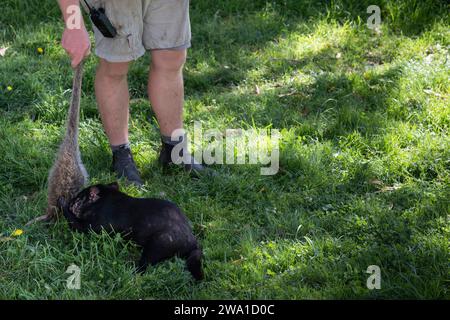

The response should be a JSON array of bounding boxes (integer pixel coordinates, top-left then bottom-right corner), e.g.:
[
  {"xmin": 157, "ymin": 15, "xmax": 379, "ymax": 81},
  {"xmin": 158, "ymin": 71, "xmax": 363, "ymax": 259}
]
[{"xmin": 27, "ymin": 63, "xmax": 88, "ymax": 225}]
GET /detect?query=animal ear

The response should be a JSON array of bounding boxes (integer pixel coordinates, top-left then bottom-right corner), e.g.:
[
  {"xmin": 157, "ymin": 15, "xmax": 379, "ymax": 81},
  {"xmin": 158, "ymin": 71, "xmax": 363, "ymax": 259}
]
[
  {"xmin": 89, "ymin": 186, "xmax": 100, "ymax": 202},
  {"xmin": 107, "ymin": 182, "xmax": 120, "ymax": 191}
]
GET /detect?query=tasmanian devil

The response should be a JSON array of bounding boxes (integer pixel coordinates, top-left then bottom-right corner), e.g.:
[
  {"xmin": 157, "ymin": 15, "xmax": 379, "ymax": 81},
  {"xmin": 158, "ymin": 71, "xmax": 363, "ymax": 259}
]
[{"xmin": 59, "ymin": 182, "xmax": 203, "ymax": 281}]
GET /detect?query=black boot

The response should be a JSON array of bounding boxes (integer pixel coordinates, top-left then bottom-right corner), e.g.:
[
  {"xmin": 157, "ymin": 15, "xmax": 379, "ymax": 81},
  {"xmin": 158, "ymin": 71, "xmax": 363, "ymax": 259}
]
[
  {"xmin": 159, "ymin": 141, "xmax": 206, "ymax": 173},
  {"xmin": 112, "ymin": 146, "xmax": 143, "ymax": 187}
]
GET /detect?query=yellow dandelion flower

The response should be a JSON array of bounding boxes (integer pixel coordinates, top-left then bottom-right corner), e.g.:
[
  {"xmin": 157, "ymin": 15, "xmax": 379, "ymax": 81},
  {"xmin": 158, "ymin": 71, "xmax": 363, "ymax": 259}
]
[
  {"xmin": 11, "ymin": 229, "xmax": 23, "ymax": 237},
  {"xmin": 37, "ymin": 47, "xmax": 44, "ymax": 54},
  {"xmin": 7, "ymin": 86, "xmax": 13, "ymax": 91}
]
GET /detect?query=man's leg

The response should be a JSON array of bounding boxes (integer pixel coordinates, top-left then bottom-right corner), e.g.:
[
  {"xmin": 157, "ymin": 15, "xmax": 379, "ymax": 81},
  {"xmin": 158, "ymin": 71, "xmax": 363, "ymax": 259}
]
[
  {"xmin": 95, "ymin": 58, "xmax": 130, "ymax": 146},
  {"xmin": 148, "ymin": 49, "xmax": 204, "ymax": 172},
  {"xmin": 95, "ymin": 58, "xmax": 143, "ymax": 185},
  {"xmin": 148, "ymin": 49, "xmax": 185, "ymax": 137}
]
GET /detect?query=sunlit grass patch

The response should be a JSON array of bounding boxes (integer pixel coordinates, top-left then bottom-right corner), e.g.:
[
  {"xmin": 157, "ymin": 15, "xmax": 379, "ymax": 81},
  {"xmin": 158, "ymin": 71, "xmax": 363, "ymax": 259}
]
[{"xmin": 0, "ymin": 0, "xmax": 448, "ymax": 299}]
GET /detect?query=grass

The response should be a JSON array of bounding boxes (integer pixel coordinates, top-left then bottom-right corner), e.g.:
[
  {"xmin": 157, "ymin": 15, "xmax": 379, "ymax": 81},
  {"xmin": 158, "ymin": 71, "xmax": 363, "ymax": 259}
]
[{"xmin": 0, "ymin": 0, "xmax": 449, "ymax": 299}]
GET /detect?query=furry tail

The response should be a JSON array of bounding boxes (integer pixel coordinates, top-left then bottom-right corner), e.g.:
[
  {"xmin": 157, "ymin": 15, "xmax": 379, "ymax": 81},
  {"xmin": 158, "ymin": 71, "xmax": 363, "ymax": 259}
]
[{"xmin": 185, "ymin": 248, "xmax": 204, "ymax": 281}]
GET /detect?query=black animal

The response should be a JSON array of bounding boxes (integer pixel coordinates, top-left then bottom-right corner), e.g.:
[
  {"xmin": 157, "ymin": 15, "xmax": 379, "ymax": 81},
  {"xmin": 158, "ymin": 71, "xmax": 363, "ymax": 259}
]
[{"xmin": 59, "ymin": 182, "xmax": 203, "ymax": 280}]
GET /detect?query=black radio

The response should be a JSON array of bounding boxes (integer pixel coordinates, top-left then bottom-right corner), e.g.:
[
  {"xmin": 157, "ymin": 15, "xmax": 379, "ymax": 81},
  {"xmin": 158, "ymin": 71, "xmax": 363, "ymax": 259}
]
[{"xmin": 83, "ymin": 0, "xmax": 117, "ymax": 38}]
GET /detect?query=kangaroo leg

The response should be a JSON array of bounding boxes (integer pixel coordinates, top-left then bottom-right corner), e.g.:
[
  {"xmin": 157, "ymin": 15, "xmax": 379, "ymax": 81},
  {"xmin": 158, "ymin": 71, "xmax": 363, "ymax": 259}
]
[{"xmin": 25, "ymin": 208, "xmax": 55, "ymax": 226}]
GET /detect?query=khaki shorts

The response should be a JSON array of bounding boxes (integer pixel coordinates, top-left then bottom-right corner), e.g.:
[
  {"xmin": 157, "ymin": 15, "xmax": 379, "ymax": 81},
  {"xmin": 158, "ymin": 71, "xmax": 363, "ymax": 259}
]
[{"xmin": 88, "ymin": 0, "xmax": 191, "ymax": 62}]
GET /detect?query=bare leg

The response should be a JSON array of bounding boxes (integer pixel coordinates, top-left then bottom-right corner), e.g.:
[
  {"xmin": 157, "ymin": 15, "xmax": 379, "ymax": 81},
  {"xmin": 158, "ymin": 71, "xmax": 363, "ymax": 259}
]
[
  {"xmin": 148, "ymin": 49, "xmax": 186, "ymax": 137},
  {"xmin": 148, "ymin": 49, "xmax": 206, "ymax": 172},
  {"xmin": 95, "ymin": 58, "xmax": 130, "ymax": 146},
  {"xmin": 95, "ymin": 58, "xmax": 143, "ymax": 186}
]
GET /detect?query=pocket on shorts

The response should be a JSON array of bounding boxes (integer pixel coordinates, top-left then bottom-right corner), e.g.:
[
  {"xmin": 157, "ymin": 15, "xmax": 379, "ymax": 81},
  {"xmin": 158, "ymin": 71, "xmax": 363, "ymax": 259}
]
[
  {"xmin": 89, "ymin": 0, "xmax": 146, "ymax": 62},
  {"xmin": 102, "ymin": 0, "xmax": 136, "ymax": 37},
  {"xmin": 142, "ymin": 0, "xmax": 191, "ymax": 49}
]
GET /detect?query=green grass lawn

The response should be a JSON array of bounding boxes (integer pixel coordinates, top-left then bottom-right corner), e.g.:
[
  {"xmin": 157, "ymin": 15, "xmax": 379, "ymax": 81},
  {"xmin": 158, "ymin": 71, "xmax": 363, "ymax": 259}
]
[{"xmin": 0, "ymin": 0, "xmax": 449, "ymax": 299}]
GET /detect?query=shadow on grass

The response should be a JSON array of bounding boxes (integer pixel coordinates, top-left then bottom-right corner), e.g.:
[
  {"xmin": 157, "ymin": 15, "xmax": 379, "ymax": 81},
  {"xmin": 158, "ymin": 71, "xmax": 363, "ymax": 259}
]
[{"xmin": 1, "ymin": 0, "xmax": 447, "ymax": 121}]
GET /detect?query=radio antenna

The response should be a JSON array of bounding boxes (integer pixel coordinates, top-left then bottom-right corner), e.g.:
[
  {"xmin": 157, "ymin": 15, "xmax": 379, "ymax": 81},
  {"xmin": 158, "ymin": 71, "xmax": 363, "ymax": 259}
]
[{"xmin": 82, "ymin": 0, "xmax": 92, "ymax": 11}]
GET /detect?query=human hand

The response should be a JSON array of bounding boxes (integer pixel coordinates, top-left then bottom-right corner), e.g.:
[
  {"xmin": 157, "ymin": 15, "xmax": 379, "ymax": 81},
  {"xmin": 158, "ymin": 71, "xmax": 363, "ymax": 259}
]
[{"xmin": 61, "ymin": 25, "xmax": 91, "ymax": 68}]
